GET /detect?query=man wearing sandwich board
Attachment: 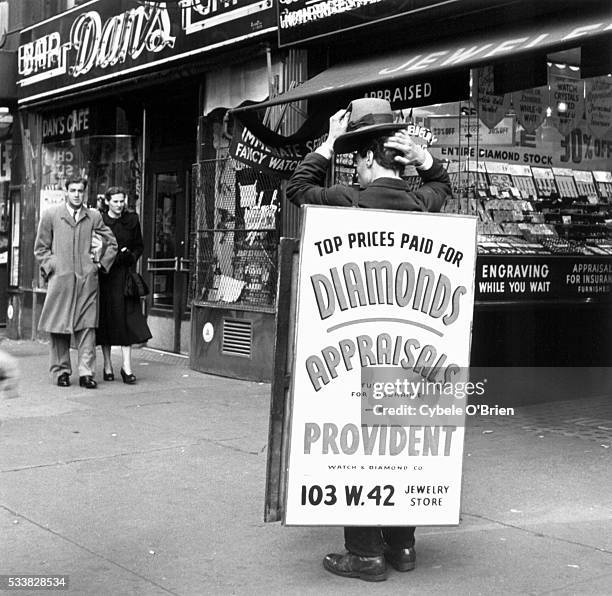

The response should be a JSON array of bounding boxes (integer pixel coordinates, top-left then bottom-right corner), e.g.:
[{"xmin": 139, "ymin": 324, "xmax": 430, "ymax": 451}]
[{"xmin": 284, "ymin": 98, "xmax": 475, "ymax": 581}]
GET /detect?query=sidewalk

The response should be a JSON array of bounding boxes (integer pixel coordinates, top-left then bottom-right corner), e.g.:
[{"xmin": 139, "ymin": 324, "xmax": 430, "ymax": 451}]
[{"xmin": 1, "ymin": 338, "xmax": 611, "ymax": 596}]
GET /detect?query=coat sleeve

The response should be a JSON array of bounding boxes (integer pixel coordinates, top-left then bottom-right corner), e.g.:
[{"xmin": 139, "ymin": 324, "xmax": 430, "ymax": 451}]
[
  {"xmin": 34, "ymin": 209, "xmax": 56, "ymax": 280},
  {"xmin": 405, "ymin": 158, "xmax": 452, "ymax": 213},
  {"xmin": 94, "ymin": 214, "xmax": 118, "ymax": 273},
  {"xmin": 129, "ymin": 214, "xmax": 145, "ymax": 263},
  {"xmin": 286, "ymin": 152, "xmax": 355, "ymax": 207},
  {"xmin": 287, "ymin": 152, "xmax": 451, "ymax": 212},
  {"xmin": 115, "ymin": 214, "xmax": 144, "ymax": 266}
]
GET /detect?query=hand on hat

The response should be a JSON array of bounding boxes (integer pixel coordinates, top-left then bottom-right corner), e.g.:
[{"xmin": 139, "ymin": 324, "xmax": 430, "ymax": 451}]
[
  {"xmin": 316, "ymin": 109, "xmax": 350, "ymax": 159},
  {"xmin": 328, "ymin": 109, "xmax": 350, "ymax": 140},
  {"xmin": 385, "ymin": 130, "xmax": 430, "ymax": 168}
]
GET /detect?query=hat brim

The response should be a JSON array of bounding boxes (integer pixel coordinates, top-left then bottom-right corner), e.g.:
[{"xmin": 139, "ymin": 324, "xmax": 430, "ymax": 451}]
[{"xmin": 333, "ymin": 123, "xmax": 406, "ymax": 154}]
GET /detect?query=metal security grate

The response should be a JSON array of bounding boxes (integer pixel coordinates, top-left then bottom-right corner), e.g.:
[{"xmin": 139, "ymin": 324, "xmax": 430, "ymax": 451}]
[
  {"xmin": 193, "ymin": 158, "xmax": 280, "ymax": 311},
  {"xmin": 221, "ymin": 318, "xmax": 252, "ymax": 357}
]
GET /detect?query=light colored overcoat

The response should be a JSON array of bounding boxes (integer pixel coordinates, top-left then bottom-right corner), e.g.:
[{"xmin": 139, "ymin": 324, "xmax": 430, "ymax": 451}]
[{"xmin": 34, "ymin": 203, "xmax": 118, "ymax": 334}]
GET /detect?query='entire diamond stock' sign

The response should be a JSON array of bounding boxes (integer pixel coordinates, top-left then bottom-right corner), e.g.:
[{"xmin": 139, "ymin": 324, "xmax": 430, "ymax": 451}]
[{"xmin": 284, "ymin": 206, "xmax": 477, "ymax": 526}]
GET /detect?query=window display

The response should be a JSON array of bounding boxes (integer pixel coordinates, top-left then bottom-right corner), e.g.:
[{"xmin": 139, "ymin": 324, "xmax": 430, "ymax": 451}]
[
  {"xmin": 193, "ymin": 157, "xmax": 280, "ymax": 310},
  {"xmin": 326, "ymin": 66, "xmax": 612, "ymax": 304},
  {"xmin": 40, "ymin": 105, "xmax": 141, "ymax": 208}
]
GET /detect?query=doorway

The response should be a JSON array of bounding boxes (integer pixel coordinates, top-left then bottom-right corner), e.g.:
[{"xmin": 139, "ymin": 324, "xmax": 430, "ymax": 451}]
[
  {"xmin": 146, "ymin": 159, "xmax": 193, "ymax": 353},
  {"xmin": 142, "ymin": 87, "xmax": 197, "ymax": 353}
]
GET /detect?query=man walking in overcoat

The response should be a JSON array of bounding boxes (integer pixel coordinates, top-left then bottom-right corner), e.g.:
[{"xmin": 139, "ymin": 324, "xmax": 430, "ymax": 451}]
[{"xmin": 34, "ymin": 177, "xmax": 118, "ymax": 388}]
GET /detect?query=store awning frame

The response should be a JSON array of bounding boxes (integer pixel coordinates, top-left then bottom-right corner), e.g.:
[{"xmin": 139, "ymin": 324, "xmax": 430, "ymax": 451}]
[{"xmin": 232, "ymin": 12, "xmax": 612, "ymax": 115}]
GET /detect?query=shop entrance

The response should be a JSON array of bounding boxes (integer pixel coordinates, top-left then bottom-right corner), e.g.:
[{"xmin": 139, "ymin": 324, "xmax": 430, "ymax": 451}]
[{"xmin": 146, "ymin": 159, "xmax": 192, "ymax": 353}]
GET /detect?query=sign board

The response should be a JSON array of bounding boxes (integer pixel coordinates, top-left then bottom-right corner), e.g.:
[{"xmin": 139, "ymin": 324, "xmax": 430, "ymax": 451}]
[
  {"xmin": 430, "ymin": 116, "xmax": 514, "ymax": 147},
  {"xmin": 476, "ymin": 256, "xmax": 612, "ymax": 302},
  {"xmin": 40, "ymin": 189, "xmax": 66, "ymax": 216},
  {"xmin": 585, "ymin": 76, "xmax": 612, "ymax": 141},
  {"xmin": 18, "ymin": 0, "xmax": 275, "ymax": 104},
  {"xmin": 430, "ymin": 117, "xmax": 612, "ymax": 171},
  {"xmin": 42, "ymin": 107, "xmax": 90, "ymax": 143},
  {"xmin": 229, "ymin": 120, "xmax": 325, "ymax": 179},
  {"xmin": 277, "ymin": 0, "xmax": 445, "ymax": 47},
  {"xmin": 549, "ymin": 69, "xmax": 584, "ymax": 138},
  {"xmin": 361, "ymin": 70, "xmax": 470, "ymax": 110},
  {"xmin": 472, "ymin": 66, "xmax": 511, "ymax": 130},
  {"xmin": 511, "ymin": 86, "xmax": 548, "ymax": 134},
  {"xmin": 284, "ymin": 206, "xmax": 477, "ymax": 526}
]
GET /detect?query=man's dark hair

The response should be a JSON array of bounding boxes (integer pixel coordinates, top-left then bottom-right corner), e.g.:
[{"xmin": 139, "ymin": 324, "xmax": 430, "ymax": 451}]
[
  {"xmin": 65, "ymin": 176, "xmax": 87, "ymax": 189},
  {"xmin": 104, "ymin": 186, "xmax": 128, "ymax": 201},
  {"xmin": 355, "ymin": 135, "xmax": 404, "ymax": 175}
]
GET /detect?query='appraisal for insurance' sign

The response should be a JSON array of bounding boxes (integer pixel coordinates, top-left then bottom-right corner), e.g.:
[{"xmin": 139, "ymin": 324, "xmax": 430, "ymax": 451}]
[{"xmin": 284, "ymin": 206, "xmax": 477, "ymax": 526}]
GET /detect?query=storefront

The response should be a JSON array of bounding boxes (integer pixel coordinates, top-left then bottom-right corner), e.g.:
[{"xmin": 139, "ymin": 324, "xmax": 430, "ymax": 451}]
[
  {"xmin": 0, "ymin": 38, "xmax": 16, "ymax": 329},
  {"xmin": 11, "ymin": 0, "xmax": 612, "ymax": 393},
  {"xmin": 232, "ymin": 1, "xmax": 612, "ymax": 397},
  {"xmin": 10, "ymin": 0, "xmax": 283, "ymax": 365}
]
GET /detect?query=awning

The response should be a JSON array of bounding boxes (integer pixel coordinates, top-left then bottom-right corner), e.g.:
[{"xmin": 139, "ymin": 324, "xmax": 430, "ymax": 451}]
[{"xmin": 232, "ymin": 12, "xmax": 612, "ymax": 114}]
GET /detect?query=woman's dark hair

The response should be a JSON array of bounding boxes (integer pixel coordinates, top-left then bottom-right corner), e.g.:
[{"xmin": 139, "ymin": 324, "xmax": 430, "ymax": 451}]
[
  {"xmin": 355, "ymin": 135, "xmax": 403, "ymax": 174},
  {"xmin": 104, "ymin": 186, "xmax": 128, "ymax": 201}
]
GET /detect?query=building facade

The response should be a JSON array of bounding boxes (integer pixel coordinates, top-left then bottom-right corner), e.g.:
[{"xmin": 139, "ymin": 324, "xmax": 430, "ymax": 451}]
[{"xmin": 6, "ymin": 0, "xmax": 612, "ymax": 395}]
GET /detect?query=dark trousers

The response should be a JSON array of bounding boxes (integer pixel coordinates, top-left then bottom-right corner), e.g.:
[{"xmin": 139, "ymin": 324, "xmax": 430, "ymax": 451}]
[{"xmin": 344, "ymin": 526, "xmax": 415, "ymax": 557}]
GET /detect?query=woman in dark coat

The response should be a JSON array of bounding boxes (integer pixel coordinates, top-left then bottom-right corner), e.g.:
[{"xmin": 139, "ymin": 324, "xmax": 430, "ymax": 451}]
[{"xmin": 96, "ymin": 187, "xmax": 152, "ymax": 383}]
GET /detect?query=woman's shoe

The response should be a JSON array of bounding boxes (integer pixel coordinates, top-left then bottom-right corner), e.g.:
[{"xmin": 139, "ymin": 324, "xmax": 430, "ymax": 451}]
[
  {"xmin": 103, "ymin": 370, "xmax": 114, "ymax": 381},
  {"xmin": 120, "ymin": 368, "xmax": 136, "ymax": 384}
]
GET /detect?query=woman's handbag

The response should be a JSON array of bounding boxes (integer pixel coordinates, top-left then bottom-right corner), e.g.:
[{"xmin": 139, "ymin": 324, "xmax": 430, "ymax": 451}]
[{"xmin": 124, "ymin": 271, "xmax": 150, "ymax": 298}]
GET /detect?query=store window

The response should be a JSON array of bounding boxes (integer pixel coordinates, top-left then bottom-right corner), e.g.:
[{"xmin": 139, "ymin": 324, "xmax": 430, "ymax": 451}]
[
  {"xmin": 41, "ymin": 105, "xmax": 140, "ymax": 207},
  {"xmin": 326, "ymin": 54, "xmax": 612, "ymax": 306},
  {"xmin": 38, "ymin": 103, "xmax": 142, "ymax": 282},
  {"xmin": 193, "ymin": 117, "xmax": 280, "ymax": 311},
  {"xmin": 333, "ymin": 60, "xmax": 612, "ymax": 261}
]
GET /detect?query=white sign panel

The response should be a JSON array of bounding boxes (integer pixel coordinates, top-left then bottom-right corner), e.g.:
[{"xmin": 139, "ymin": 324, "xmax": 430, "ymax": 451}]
[
  {"xmin": 40, "ymin": 189, "xmax": 66, "ymax": 215},
  {"xmin": 284, "ymin": 206, "xmax": 477, "ymax": 526},
  {"xmin": 429, "ymin": 116, "xmax": 514, "ymax": 147},
  {"xmin": 472, "ymin": 66, "xmax": 511, "ymax": 130},
  {"xmin": 585, "ymin": 76, "xmax": 612, "ymax": 141}
]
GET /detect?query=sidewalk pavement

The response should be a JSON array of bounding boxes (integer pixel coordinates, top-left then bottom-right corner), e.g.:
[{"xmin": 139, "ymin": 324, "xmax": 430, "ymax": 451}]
[{"xmin": 1, "ymin": 338, "xmax": 611, "ymax": 596}]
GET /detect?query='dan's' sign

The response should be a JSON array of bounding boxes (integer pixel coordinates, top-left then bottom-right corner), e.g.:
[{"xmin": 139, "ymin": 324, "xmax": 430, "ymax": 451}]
[
  {"xmin": 284, "ymin": 206, "xmax": 477, "ymax": 526},
  {"xmin": 18, "ymin": 0, "xmax": 275, "ymax": 104}
]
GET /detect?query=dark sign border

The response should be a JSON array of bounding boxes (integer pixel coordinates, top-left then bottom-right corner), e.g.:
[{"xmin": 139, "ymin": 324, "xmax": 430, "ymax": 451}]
[
  {"xmin": 475, "ymin": 255, "xmax": 612, "ymax": 303},
  {"xmin": 277, "ymin": 0, "xmax": 457, "ymax": 48},
  {"xmin": 18, "ymin": 0, "xmax": 276, "ymax": 104}
]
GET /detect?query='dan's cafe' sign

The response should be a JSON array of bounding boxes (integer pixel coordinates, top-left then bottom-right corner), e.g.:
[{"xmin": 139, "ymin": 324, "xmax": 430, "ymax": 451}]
[
  {"xmin": 17, "ymin": 0, "xmax": 275, "ymax": 104},
  {"xmin": 283, "ymin": 206, "xmax": 477, "ymax": 525}
]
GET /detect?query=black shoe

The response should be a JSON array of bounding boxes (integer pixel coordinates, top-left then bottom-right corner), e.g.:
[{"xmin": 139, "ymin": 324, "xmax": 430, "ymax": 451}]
[
  {"xmin": 79, "ymin": 375, "xmax": 97, "ymax": 389},
  {"xmin": 384, "ymin": 546, "xmax": 416, "ymax": 572},
  {"xmin": 322, "ymin": 553, "xmax": 387, "ymax": 582},
  {"xmin": 103, "ymin": 370, "xmax": 114, "ymax": 381},
  {"xmin": 120, "ymin": 369, "xmax": 136, "ymax": 384},
  {"xmin": 57, "ymin": 372, "xmax": 71, "ymax": 387}
]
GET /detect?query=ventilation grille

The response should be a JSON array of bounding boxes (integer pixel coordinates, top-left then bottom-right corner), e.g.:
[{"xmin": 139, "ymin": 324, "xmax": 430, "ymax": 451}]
[{"xmin": 222, "ymin": 319, "xmax": 252, "ymax": 357}]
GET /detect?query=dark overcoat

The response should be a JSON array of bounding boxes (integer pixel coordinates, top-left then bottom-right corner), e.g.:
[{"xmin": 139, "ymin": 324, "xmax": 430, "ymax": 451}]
[
  {"xmin": 96, "ymin": 211, "xmax": 152, "ymax": 346},
  {"xmin": 286, "ymin": 152, "xmax": 451, "ymax": 212},
  {"xmin": 34, "ymin": 203, "xmax": 118, "ymax": 334}
]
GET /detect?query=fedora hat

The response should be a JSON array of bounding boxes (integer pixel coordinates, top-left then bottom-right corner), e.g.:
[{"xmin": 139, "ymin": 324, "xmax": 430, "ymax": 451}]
[{"xmin": 333, "ymin": 98, "xmax": 406, "ymax": 154}]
